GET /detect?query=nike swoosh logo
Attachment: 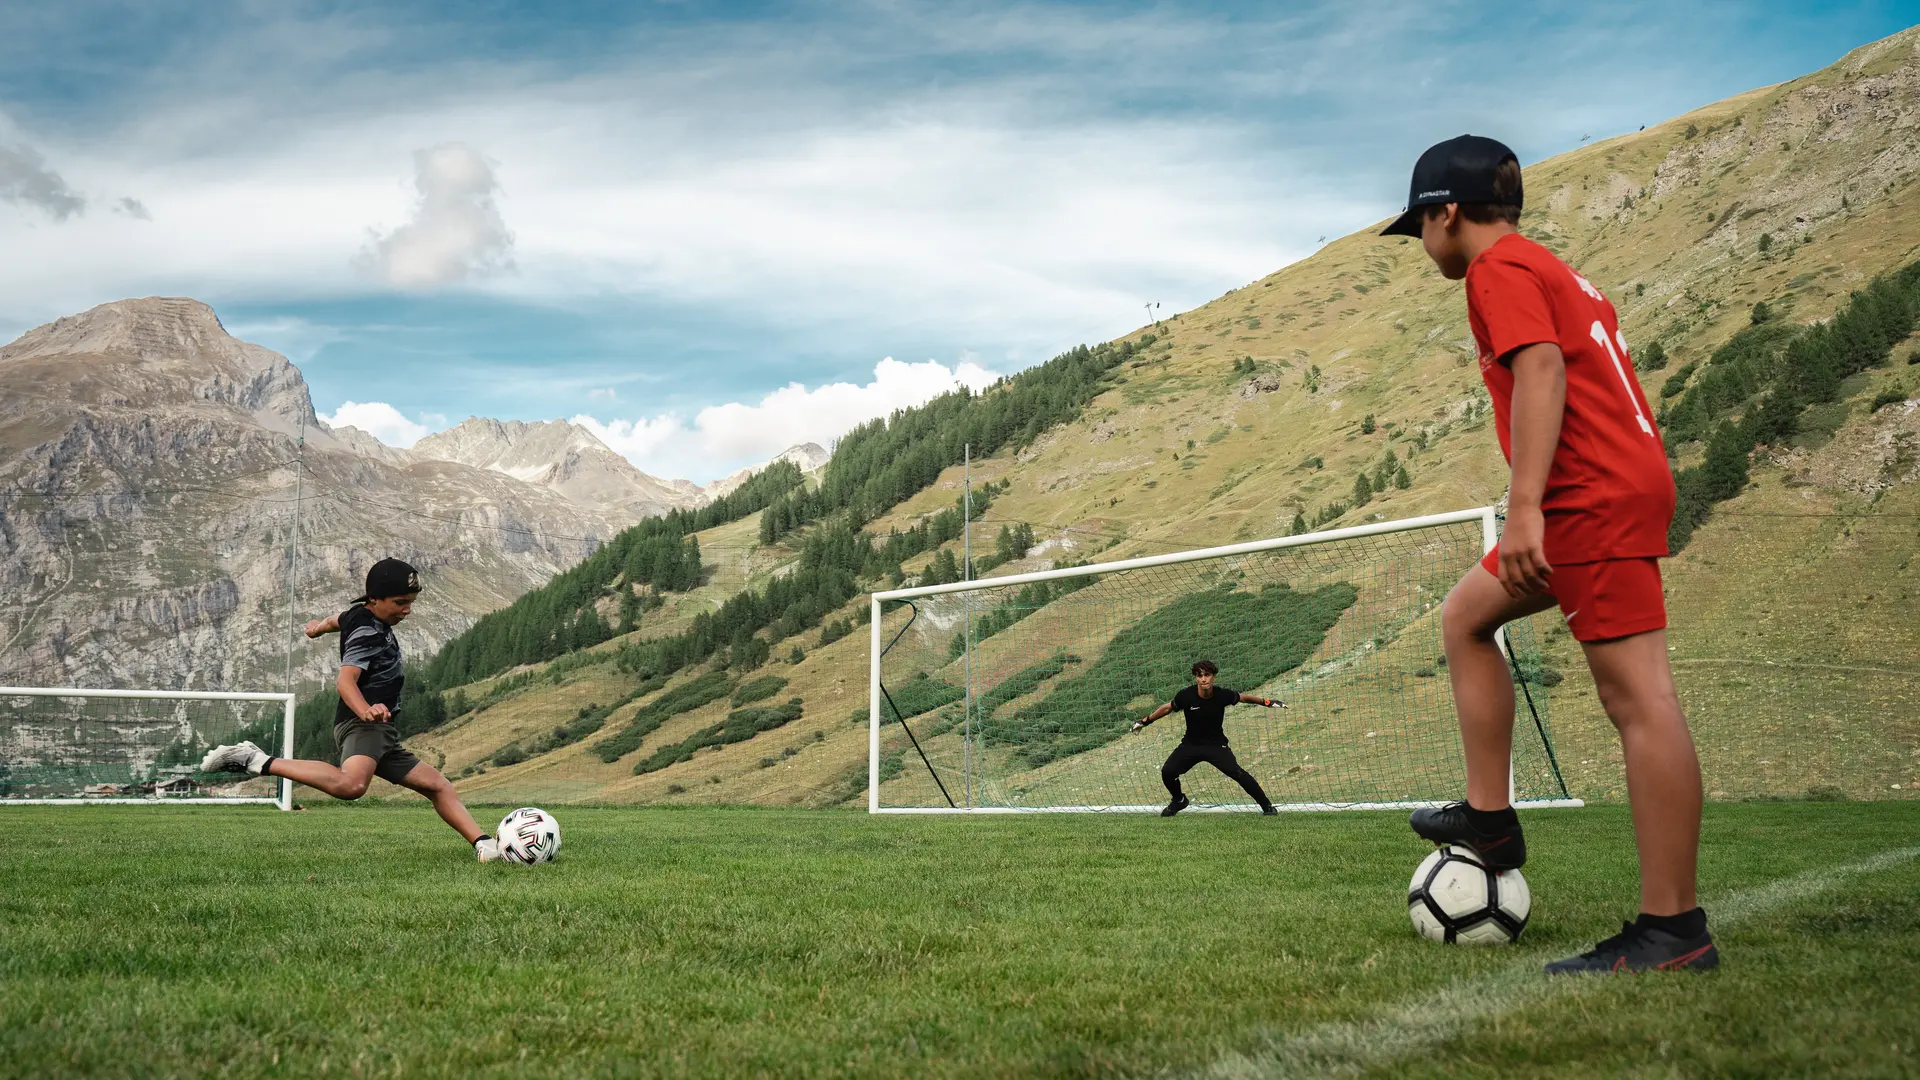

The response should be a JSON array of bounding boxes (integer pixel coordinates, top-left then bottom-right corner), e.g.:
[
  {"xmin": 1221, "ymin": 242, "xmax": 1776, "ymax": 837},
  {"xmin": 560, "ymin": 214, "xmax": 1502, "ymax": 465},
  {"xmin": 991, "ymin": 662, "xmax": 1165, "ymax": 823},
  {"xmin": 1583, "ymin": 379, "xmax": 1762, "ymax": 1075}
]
[{"xmin": 1564, "ymin": 609, "xmax": 1580, "ymax": 623}]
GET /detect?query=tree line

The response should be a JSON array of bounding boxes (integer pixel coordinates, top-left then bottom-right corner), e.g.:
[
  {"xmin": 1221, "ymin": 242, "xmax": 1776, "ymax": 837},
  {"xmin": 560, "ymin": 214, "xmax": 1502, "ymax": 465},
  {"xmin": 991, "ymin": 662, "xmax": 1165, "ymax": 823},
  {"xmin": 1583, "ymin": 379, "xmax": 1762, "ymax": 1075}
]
[{"xmin": 1665, "ymin": 257, "xmax": 1920, "ymax": 550}]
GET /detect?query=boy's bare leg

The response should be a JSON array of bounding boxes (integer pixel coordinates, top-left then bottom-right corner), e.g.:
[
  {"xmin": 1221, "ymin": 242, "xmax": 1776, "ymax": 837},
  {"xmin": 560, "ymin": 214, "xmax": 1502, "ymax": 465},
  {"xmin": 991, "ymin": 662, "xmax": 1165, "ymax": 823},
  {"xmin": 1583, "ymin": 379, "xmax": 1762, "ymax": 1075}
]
[
  {"xmin": 1581, "ymin": 628, "xmax": 1701, "ymax": 916},
  {"xmin": 396, "ymin": 762, "xmax": 486, "ymax": 844},
  {"xmin": 1441, "ymin": 566, "xmax": 1558, "ymax": 809},
  {"xmin": 267, "ymin": 755, "xmax": 379, "ymax": 800}
]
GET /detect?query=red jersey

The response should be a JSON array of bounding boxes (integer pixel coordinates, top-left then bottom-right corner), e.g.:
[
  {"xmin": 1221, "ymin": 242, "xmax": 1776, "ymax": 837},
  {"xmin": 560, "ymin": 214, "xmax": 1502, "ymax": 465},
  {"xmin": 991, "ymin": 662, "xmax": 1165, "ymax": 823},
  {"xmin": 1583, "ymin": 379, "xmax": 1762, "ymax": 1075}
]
[{"xmin": 1465, "ymin": 233, "xmax": 1675, "ymax": 564}]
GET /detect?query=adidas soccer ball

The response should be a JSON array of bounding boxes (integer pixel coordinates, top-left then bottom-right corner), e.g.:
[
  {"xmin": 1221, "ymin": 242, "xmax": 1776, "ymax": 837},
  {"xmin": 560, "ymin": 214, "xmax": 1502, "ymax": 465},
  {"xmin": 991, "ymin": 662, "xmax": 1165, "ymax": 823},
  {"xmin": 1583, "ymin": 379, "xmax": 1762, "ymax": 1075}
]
[
  {"xmin": 1407, "ymin": 844, "xmax": 1530, "ymax": 944},
  {"xmin": 497, "ymin": 807, "xmax": 561, "ymax": 865}
]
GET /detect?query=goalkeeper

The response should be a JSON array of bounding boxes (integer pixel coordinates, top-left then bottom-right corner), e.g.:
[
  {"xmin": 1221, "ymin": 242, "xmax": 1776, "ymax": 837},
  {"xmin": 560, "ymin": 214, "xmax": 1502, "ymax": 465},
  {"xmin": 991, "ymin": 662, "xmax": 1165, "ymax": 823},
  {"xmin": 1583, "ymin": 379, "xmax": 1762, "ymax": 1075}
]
[
  {"xmin": 200, "ymin": 559, "xmax": 501, "ymax": 862},
  {"xmin": 1132, "ymin": 660, "xmax": 1283, "ymax": 816}
]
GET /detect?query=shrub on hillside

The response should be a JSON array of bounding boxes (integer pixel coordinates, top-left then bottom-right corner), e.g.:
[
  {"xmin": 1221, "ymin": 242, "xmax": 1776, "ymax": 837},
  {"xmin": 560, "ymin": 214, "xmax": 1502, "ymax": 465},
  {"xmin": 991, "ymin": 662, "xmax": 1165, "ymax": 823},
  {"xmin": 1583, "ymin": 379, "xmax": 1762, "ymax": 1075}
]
[
  {"xmin": 732, "ymin": 675, "xmax": 790, "ymax": 707},
  {"xmin": 591, "ymin": 672, "xmax": 734, "ymax": 761},
  {"xmin": 635, "ymin": 700, "xmax": 806, "ymax": 775}
]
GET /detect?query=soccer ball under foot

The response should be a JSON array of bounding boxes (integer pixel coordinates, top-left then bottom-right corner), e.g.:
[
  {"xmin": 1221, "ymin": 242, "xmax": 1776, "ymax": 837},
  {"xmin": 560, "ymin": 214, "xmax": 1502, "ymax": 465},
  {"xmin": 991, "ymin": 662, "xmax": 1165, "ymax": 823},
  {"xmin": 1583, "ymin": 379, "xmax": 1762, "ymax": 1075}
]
[
  {"xmin": 497, "ymin": 807, "xmax": 562, "ymax": 865},
  {"xmin": 1408, "ymin": 843, "xmax": 1530, "ymax": 944}
]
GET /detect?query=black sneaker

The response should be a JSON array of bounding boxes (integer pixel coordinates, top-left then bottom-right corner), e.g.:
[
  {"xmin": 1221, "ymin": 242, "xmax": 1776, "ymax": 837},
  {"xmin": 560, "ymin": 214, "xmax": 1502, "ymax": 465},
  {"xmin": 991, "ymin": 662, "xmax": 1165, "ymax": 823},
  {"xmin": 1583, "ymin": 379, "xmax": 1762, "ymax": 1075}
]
[
  {"xmin": 1545, "ymin": 920, "xmax": 1719, "ymax": 975},
  {"xmin": 1160, "ymin": 795, "xmax": 1190, "ymax": 817},
  {"xmin": 1409, "ymin": 801, "xmax": 1526, "ymax": 869},
  {"xmin": 1261, "ymin": 806, "xmax": 1279, "ymax": 816}
]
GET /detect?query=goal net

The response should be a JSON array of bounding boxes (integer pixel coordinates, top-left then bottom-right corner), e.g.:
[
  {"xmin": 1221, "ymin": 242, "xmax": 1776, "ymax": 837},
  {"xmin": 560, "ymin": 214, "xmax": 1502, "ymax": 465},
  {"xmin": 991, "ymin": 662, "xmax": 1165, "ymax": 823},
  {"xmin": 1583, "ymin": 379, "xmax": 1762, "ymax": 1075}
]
[
  {"xmin": 867, "ymin": 507, "xmax": 1578, "ymax": 813},
  {"xmin": 0, "ymin": 688, "xmax": 294, "ymax": 808}
]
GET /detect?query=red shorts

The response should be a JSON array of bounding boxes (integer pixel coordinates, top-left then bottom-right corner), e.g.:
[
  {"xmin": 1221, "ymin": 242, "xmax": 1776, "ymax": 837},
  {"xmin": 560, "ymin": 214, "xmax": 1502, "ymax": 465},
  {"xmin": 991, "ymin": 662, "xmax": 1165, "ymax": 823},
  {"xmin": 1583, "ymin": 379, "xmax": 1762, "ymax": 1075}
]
[{"xmin": 1479, "ymin": 547, "xmax": 1667, "ymax": 643}]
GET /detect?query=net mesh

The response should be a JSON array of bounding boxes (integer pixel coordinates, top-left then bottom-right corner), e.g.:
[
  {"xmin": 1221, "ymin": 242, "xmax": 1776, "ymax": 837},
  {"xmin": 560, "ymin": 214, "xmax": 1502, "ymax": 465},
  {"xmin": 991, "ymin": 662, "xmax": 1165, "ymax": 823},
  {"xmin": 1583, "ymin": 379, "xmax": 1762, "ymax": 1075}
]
[
  {"xmin": 0, "ymin": 692, "xmax": 286, "ymax": 801},
  {"xmin": 874, "ymin": 516, "xmax": 1569, "ymax": 810}
]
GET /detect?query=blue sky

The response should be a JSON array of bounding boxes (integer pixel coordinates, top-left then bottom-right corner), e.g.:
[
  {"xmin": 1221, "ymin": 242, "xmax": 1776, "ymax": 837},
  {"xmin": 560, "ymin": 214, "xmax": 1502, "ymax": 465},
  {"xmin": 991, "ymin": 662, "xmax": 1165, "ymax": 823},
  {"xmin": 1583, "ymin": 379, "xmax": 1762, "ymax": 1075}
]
[{"xmin": 2, "ymin": 0, "xmax": 1916, "ymax": 482}]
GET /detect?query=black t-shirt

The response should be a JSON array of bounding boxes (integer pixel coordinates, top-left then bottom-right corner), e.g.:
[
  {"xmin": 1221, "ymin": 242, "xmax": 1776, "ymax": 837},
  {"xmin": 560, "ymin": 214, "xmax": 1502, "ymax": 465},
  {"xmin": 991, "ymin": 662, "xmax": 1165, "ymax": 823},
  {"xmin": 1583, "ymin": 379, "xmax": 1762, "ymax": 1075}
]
[
  {"xmin": 334, "ymin": 605, "xmax": 405, "ymax": 724},
  {"xmin": 1169, "ymin": 685, "xmax": 1240, "ymax": 745}
]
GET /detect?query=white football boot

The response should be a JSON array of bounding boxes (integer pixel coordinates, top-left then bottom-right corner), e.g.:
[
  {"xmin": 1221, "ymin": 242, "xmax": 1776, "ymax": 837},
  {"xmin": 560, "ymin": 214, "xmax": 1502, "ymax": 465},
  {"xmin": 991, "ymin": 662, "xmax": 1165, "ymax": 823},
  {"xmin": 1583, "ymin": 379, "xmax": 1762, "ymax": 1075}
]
[
  {"xmin": 474, "ymin": 836, "xmax": 503, "ymax": 863},
  {"xmin": 200, "ymin": 741, "xmax": 269, "ymax": 775}
]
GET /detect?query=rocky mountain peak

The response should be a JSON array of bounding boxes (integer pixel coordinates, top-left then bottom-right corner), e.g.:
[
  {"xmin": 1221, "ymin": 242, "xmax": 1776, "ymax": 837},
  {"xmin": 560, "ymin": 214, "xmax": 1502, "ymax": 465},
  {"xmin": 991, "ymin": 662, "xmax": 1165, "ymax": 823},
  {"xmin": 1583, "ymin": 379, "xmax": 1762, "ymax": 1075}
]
[
  {"xmin": 413, "ymin": 416, "xmax": 703, "ymax": 516},
  {"xmin": 0, "ymin": 296, "xmax": 320, "ymax": 436}
]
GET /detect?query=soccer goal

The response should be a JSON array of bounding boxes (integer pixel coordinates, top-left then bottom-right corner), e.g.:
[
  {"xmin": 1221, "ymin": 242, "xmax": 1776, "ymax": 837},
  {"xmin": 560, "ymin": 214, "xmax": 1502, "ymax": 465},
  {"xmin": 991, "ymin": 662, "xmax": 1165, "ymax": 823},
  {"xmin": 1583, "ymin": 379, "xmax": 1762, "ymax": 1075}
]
[
  {"xmin": 868, "ymin": 506, "xmax": 1580, "ymax": 814},
  {"xmin": 0, "ymin": 687, "xmax": 295, "ymax": 809}
]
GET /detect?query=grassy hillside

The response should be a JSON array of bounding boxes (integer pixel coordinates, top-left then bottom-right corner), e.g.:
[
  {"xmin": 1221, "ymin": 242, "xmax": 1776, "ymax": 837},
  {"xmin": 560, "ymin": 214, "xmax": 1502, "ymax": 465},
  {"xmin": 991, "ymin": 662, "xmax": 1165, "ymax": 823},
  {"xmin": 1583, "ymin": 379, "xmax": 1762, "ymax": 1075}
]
[{"xmin": 358, "ymin": 25, "xmax": 1920, "ymax": 809}]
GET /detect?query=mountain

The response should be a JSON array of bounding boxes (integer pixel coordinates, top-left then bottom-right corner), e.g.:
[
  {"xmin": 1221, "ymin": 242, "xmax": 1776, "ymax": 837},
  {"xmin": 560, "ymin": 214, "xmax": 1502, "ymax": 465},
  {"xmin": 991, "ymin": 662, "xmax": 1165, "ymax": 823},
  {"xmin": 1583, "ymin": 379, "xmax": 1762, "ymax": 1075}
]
[
  {"xmin": 413, "ymin": 418, "xmax": 703, "ymax": 520},
  {"xmin": 415, "ymin": 25, "xmax": 1920, "ymax": 809},
  {"xmin": 0, "ymin": 298, "xmax": 657, "ymax": 692},
  {"xmin": 703, "ymin": 443, "xmax": 830, "ymax": 499}
]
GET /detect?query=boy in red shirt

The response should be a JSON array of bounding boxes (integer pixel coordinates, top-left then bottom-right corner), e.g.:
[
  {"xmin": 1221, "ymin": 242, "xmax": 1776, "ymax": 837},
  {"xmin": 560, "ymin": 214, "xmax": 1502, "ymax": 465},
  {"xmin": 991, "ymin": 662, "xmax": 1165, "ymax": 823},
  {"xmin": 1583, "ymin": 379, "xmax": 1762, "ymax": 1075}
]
[{"xmin": 1380, "ymin": 136, "xmax": 1715, "ymax": 973}]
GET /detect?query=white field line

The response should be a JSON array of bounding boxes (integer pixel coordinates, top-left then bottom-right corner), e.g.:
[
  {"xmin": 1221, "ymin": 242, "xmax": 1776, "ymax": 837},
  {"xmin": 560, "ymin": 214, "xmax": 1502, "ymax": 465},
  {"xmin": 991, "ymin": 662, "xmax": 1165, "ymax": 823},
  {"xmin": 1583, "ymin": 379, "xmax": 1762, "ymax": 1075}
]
[{"xmin": 1198, "ymin": 844, "xmax": 1920, "ymax": 1080}]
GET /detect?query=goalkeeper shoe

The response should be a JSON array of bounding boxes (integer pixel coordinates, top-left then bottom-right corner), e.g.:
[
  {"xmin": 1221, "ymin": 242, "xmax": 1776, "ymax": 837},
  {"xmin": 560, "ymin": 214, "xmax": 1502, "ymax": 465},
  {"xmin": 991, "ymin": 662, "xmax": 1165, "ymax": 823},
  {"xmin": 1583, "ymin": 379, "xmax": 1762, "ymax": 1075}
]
[
  {"xmin": 1409, "ymin": 801, "xmax": 1526, "ymax": 869},
  {"xmin": 1545, "ymin": 920, "xmax": 1719, "ymax": 975},
  {"xmin": 474, "ymin": 836, "xmax": 503, "ymax": 863},
  {"xmin": 1160, "ymin": 794, "xmax": 1190, "ymax": 817},
  {"xmin": 200, "ymin": 741, "xmax": 269, "ymax": 776}
]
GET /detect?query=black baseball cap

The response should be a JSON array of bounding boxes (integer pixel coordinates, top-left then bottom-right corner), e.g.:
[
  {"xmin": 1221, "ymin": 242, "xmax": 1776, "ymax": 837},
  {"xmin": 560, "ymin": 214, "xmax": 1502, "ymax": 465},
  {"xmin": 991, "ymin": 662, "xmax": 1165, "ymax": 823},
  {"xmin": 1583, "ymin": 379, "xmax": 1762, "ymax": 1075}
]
[
  {"xmin": 353, "ymin": 558, "xmax": 421, "ymax": 604},
  {"xmin": 1380, "ymin": 134, "xmax": 1522, "ymax": 237}
]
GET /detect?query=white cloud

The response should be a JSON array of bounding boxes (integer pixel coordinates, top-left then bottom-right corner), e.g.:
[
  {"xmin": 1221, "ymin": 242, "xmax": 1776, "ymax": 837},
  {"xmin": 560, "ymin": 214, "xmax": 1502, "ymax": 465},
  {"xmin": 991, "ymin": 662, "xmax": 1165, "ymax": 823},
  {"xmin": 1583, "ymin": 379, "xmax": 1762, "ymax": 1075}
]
[
  {"xmin": 318, "ymin": 400, "xmax": 447, "ymax": 447},
  {"xmin": 587, "ymin": 387, "xmax": 617, "ymax": 401},
  {"xmin": 574, "ymin": 356, "xmax": 999, "ymax": 481},
  {"xmin": 355, "ymin": 143, "xmax": 513, "ymax": 288},
  {"xmin": 0, "ymin": 141, "xmax": 86, "ymax": 220},
  {"xmin": 113, "ymin": 196, "xmax": 151, "ymax": 220}
]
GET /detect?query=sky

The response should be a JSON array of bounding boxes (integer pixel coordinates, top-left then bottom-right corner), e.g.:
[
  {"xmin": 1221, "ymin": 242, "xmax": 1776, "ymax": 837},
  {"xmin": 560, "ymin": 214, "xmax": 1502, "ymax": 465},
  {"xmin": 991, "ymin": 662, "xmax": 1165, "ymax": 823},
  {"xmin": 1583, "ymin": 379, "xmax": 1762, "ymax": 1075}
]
[{"xmin": 2, "ymin": 1, "xmax": 1917, "ymax": 483}]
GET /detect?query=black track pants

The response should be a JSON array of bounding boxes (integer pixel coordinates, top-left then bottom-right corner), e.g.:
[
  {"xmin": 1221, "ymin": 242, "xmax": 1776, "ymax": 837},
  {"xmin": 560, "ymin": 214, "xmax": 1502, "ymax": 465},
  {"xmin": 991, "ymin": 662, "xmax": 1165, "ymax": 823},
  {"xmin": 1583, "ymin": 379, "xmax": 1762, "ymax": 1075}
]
[{"xmin": 1161, "ymin": 742, "xmax": 1274, "ymax": 810}]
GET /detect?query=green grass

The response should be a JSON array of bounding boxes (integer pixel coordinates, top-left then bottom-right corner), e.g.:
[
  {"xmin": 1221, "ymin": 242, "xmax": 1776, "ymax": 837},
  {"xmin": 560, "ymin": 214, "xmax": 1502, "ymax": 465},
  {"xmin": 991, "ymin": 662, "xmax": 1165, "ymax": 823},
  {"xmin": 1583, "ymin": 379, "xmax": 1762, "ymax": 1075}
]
[{"xmin": 3, "ymin": 804, "xmax": 1918, "ymax": 1078}]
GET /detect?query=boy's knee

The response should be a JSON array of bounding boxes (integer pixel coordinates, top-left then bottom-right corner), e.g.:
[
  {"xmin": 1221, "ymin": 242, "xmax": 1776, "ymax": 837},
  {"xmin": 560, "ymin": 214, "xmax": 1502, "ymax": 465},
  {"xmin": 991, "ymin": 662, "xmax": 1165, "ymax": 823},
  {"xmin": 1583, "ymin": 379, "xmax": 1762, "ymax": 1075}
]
[
  {"xmin": 338, "ymin": 780, "xmax": 370, "ymax": 801},
  {"xmin": 1441, "ymin": 592, "xmax": 1498, "ymax": 646}
]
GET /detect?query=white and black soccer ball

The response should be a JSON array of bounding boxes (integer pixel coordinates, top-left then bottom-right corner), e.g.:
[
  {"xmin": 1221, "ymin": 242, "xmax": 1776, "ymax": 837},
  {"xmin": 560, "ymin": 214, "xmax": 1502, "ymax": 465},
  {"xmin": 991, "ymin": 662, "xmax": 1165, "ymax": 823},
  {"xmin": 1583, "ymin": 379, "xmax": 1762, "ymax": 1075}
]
[
  {"xmin": 1407, "ymin": 844, "xmax": 1530, "ymax": 944},
  {"xmin": 497, "ymin": 807, "xmax": 561, "ymax": 865}
]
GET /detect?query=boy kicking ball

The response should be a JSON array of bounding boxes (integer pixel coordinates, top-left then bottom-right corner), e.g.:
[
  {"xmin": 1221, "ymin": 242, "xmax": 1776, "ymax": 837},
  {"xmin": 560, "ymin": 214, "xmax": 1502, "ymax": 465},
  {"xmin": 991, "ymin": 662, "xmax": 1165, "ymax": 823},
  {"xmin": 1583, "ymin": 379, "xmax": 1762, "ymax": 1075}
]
[
  {"xmin": 202, "ymin": 558, "xmax": 501, "ymax": 862},
  {"xmin": 1381, "ymin": 136, "xmax": 1714, "ymax": 973}
]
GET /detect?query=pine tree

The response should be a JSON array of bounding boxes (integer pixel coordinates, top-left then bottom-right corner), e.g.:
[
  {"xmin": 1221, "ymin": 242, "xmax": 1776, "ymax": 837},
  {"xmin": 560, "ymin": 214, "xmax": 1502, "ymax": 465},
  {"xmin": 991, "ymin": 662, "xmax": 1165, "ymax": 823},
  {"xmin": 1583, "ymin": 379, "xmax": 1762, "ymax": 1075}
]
[
  {"xmin": 1289, "ymin": 510, "xmax": 1307, "ymax": 535},
  {"xmin": 1394, "ymin": 464, "xmax": 1411, "ymax": 489},
  {"xmin": 618, "ymin": 586, "xmax": 641, "ymax": 635},
  {"xmin": 1352, "ymin": 472, "xmax": 1373, "ymax": 506}
]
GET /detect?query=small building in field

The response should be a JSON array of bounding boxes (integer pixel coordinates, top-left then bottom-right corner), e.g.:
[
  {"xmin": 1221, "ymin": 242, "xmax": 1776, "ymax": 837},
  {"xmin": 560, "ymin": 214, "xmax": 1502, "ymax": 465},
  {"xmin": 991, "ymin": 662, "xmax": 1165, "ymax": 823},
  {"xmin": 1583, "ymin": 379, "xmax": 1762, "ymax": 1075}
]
[
  {"xmin": 153, "ymin": 777, "xmax": 201, "ymax": 797},
  {"xmin": 82, "ymin": 784, "xmax": 126, "ymax": 798}
]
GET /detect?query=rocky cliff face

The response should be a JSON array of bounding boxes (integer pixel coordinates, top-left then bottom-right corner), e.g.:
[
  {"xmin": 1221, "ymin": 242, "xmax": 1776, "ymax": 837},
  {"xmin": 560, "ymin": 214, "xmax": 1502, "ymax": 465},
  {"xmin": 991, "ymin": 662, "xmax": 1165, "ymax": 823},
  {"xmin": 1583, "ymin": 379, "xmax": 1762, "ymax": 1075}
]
[{"xmin": 0, "ymin": 299, "xmax": 659, "ymax": 693}]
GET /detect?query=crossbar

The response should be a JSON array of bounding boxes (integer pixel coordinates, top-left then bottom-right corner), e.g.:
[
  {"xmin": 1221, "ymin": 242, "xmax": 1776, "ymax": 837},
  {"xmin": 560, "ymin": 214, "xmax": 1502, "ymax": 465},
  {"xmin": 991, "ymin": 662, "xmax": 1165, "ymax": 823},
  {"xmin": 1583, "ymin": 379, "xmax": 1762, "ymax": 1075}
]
[{"xmin": 874, "ymin": 506, "xmax": 1493, "ymax": 602}]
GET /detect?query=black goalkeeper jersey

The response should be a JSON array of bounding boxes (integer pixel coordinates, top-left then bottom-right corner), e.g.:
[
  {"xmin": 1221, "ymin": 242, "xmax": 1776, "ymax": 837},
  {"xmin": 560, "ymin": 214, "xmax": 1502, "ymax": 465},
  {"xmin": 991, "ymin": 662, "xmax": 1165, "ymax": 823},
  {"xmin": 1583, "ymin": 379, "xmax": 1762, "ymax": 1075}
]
[{"xmin": 1169, "ymin": 685, "xmax": 1240, "ymax": 745}]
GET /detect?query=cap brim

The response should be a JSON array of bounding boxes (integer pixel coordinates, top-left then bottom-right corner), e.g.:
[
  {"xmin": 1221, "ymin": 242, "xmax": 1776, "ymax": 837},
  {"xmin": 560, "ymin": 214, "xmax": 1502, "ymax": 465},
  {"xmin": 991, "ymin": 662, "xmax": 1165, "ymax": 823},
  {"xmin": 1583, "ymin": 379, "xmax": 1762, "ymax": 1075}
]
[
  {"xmin": 350, "ymin": 594, "xmax": 371, "ymax": 605},
  {"xmin": 1380, "ymin": 209, "xmax": 1423, "ymax": 238}
]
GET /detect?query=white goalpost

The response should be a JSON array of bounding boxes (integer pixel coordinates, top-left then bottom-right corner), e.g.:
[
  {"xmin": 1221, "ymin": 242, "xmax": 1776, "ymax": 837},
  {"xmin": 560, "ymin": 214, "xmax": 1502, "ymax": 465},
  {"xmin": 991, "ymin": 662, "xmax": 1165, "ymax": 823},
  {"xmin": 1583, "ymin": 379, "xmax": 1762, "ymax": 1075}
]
[
  {"xmin": 868, "ymin": 506, "xmax": 1582, "ymax": 814},
  {"xmin": 0, "ymin": 687, "xmax": 295, "ymax": 809}
]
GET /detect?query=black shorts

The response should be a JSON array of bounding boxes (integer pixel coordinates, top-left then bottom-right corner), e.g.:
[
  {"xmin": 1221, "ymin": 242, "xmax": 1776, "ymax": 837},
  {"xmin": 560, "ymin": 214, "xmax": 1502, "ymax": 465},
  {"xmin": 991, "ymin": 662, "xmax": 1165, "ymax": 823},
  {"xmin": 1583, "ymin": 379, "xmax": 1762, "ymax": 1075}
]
[{"xmin": 333, "ymin": 719, "xmax": 423, "ymax": 784}]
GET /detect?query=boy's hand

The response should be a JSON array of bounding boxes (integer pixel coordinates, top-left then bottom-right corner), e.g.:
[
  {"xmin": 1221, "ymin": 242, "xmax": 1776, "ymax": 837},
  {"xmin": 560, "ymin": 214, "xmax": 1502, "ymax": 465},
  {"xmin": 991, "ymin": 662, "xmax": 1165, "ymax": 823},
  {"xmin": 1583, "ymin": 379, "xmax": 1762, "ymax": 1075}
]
[
  {"xmin": 1130, "ymin": 719, "xmax": 1147, "ymax": 733},
  {"xmin": 1498, "ymin": 505, "xmax": 1554, "ymax": 597},
  {"xmin": 303, "ymin": 619, "xmax": 328, "ymax": 639},
  {"xmin": 362, "ymin": 704, "xmax": 392, "ymax": 723}
]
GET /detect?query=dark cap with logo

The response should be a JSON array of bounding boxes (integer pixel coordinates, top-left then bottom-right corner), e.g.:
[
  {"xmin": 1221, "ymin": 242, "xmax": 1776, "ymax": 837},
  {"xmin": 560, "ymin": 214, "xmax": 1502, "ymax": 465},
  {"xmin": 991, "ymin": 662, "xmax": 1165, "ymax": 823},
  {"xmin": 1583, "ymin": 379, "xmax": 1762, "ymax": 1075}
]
[
  {"xmin": 353, "ymin": 558, "xmax": 421, "ymax": 604},
  {"xmin": 1380, "ymin": 134, "xmax": 1522, "ymax": 238}
]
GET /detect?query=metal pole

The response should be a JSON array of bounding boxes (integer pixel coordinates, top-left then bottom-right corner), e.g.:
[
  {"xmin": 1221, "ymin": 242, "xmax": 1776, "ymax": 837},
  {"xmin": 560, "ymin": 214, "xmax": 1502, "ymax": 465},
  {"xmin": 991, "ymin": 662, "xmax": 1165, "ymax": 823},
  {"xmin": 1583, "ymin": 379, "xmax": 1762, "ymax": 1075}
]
[
  {"xmin": 281, "ymin": 412, "xmax": 304, "ymax": 812},
  {"xmin": 868, "ymin": 594, "xmax": 882, "ymax": 813},
  {"xmin": 963, "ymin": 443, "xmax": 973, "ymax": 809}
]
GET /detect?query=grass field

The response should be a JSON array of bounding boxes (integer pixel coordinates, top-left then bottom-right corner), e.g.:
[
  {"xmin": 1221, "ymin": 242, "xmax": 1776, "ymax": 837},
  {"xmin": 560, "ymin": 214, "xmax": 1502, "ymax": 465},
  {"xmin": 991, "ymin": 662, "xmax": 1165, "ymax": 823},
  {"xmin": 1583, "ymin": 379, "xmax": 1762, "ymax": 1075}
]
[{"xmin": 4, "ymin": 803, "xmax": 1918, "ymax": 1078}]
